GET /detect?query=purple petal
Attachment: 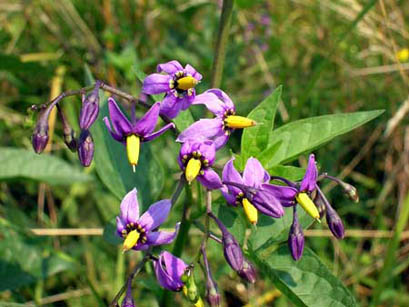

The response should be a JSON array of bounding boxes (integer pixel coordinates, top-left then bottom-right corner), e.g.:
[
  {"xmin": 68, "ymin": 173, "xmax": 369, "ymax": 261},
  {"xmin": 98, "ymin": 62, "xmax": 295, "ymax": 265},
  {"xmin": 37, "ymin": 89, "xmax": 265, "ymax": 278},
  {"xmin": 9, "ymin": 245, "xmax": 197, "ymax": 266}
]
[
  {"xmin": 261, "ymin": 183, "xmax": 297, "ymax": 207},
  {"xmin": 153, "ymin": 249, "xmax": 186, "ymax": 291},
  {"xmin": 192, "ymin": 92, "xmax": 226, "ymax": 116},
  {"xmin": 176, "ymin": 118, "xmax": 223, "ymax": 143},
  {"xmin": 142, "ymin": 73, "xmax": 171, "ymax": 94},
  {"xmin": 103, "ymin": 116, "xmax": 124, "ymax": 142},
  {"xmin": 221, "ymin": 185, "xmax": 238, "ymax": 206},
  {"xmin": 180, "ymin": 93, "xmax": 195, "ymax": 111},
  {"xmin": 157, "ymin": 60, "xmax": 183, "ymax": 74},
  {"xmin": 116, "ymin": 216, "xmax": 126, "ymax": 235},
  {"xmin": 206, "ymin": 89, "xmax": 235, "ymax": 110},
  {"xmin": 197, "ymin": 168, "xmax": 223, "ymax": 190},
  {"xmin": 184, "ymin": 64, "xmax": 202, "ymax": 81},
  {"xmin": 213, "ymin": 132, "xmax": 230, "ymax": 150},
  {"xmin": 107, "ymin": 97, "xmax": 132, "ymax": 136},
  {"xmin": 144, "ymin": 122, "xmax": 175, "ymax": 142},
  {"xmin": 243, "ymin": 157, "xmax": 270, "ymax": 188},
  {"xmin": 222, "ymin": 158, "xmax": 243, "ymax": 196},
  {"xmin": 178, "ymin": 139, "xmax": 216, "ymax": 166},
  {"xmin": 252, "ymin": 190, "xmax": 285, "ymax": 218},
  {"xmin": 146, "ymin": 222, "xmax": 180, "ymax": 246},
  {"xmin": 133, "ymin": 102, "xmax": 160, "ymax": 136},
  {"xmin": 119, "ymin": 188, "xmax": 140, "ymax": 224},
  {"xmin": 300, "ymin": 154, "xmax": 318, "ymax": 193},
  {"xmin": 161, "ymin": 251, "xmax": 188, "ymax": 280},
  {"xmin": 138, "ymin": 199, "xmax": 171, "ymax": 231},
  {"xmin": 160, "ymin": 94, "xmax": 183, "ymax": 119}
]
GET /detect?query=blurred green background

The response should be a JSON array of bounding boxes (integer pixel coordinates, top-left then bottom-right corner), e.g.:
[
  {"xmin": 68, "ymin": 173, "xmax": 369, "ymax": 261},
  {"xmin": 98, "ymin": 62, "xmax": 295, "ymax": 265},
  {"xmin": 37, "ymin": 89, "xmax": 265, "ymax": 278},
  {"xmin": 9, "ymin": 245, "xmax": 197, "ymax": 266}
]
[{"xmin": 1, "ymin": 0, "xmax": 409, "ymax": 306}]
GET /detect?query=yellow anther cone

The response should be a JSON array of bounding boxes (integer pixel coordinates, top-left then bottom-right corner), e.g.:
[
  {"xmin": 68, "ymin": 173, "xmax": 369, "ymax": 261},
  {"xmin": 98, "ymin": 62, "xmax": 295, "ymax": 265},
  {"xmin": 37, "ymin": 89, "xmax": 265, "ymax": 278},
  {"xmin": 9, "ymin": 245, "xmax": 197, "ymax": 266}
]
[
  {"xmin": 126, "ymin": 135, "xmax": 140, "ymax": 171},
  {"xmin": 225, "ymin": 115, "xmax": 256, "ymax": 129},
  {"xmin": 122, "ymin": 230, "xmax": 140, "ymax": 252},
  {"xmin": 185, "ymin": 158, "xmax": 201, "ymax": 184},
  {"xmin": 242, "ymin": 198, "xmax": 258, "ymax": 225},
  {"xmin": 177, "ymin": 76, "xmax": 198, "ymax": 90},
  {"xmin": 295, "ymin": 192, "xmax": 320, "ymax": 221},
  {"xmin": 194, "ymin": 297, "xmax": 204, "ymax": 307}
]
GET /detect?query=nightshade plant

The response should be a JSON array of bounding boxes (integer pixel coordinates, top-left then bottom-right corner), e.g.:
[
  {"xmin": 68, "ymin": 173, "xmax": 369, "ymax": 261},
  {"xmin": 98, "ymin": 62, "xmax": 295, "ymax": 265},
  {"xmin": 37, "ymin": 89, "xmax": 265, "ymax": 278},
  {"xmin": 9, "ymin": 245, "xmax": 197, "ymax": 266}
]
[{"xmin": 29, "ymin": 6, "xmax": 383, "ymax": 306}]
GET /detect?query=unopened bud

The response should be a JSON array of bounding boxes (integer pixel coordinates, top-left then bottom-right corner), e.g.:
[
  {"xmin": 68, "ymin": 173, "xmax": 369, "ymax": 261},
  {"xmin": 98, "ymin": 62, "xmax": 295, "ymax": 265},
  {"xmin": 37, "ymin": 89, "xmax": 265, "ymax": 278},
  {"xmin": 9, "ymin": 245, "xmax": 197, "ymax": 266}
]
[
  {"xmin": 79, "ymin": 83, "xmax": 100, "ymax": 130},
  {"xmin": 77, "ymin": 129, "xmax": 94, "ymax": 167},
  {"xmin": 122, "ymin": 280, "xmax": 135, "ymax": 307},
  {"xmin": 202, "ymin": 244, "xmax": 221, "ymax": 307},
  {"xmin": 314, "ymin": 193, "xmax": 326, "ymax": 219},
  {"xmin": 326, "ymin": 205, "xmax": 345, "ymax": 239},
  {"xmin": 57, "ymin": 104, "xmax": 76, "ymax": 151},
  {"xmin": 288, "ymin": 210, "xmax": 305, "ymax": 261},
  {"xmin": 340, "ymin": 181, "xmax": 359, "ymax": 203},
  {"xmin": 237, "ymin": 259, "xmax": 257, "ymax": 283}
]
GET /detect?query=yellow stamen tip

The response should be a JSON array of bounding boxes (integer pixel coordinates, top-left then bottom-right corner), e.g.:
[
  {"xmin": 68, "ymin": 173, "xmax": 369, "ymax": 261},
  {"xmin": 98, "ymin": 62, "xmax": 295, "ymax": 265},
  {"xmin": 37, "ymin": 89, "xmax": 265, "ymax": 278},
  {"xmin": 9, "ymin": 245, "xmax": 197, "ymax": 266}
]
[
  {"xmin": 185, "ymin": 158, "xmax": 202, "ymax": 184},
  {"xmin": 177, "ymin": 76, "xmax": 198, "ymax": 91},
  {"xmin": 242, "ymin": 198, "xmax": 258, "ymax": 225},
  {"xmin": 126, "ymin": 135, "xmax": 140, "ymax": 167},
  {"xmin": 225, "ymin": 115, "xmax": 257, "ymax": 129},
  {"xmin": 295, "ymin": 192, "xmax": 320, "ymax": 220},
  {"xmin": 315, "ymin": 218, "xmax": 321, "ymax": 224},
  {"xmin": 122, "ymin": 229, "xmax": 140, "ymax": 252}
]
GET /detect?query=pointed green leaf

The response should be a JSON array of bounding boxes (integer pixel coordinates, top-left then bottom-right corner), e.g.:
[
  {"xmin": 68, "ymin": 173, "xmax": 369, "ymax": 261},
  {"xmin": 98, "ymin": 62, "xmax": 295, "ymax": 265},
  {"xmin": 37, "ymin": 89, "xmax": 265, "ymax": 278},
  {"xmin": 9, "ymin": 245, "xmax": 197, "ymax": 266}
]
[{"xmin": 268, "ymin": 165, "xmax": 306, "ymax": 181}]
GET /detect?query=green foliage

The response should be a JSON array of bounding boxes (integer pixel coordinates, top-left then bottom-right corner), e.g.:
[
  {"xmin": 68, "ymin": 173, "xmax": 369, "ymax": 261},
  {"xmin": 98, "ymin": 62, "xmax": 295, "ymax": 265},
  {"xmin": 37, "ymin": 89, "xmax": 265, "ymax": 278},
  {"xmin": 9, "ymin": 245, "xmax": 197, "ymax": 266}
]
[{"xmin": 0, "ymin": 147, "xmax": 91, "ymax": 185}]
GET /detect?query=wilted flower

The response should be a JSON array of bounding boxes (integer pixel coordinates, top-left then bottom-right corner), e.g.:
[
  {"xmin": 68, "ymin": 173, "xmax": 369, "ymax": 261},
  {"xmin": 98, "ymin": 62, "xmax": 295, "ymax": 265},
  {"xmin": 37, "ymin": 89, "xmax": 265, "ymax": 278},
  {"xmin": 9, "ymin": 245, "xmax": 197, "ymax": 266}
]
[
  {"xmin": 177, "ymin": 89, "xmax": 256, "ymax": 150},
  {"xmin": 221, "ymin": 157, "xmax": 283, "ymax": 224},
  {"xmin": 142, "ymin": 60, "xmax": 202, "ymax": 118},
  {"xmin": 116, "ymin": 189, "xmax": 179, "ymax": 252},
  {"xmin": 237, "ymin": 259, "xmax": 256, "ymax": 284},
  {"xmin": 153, "ymin": 251, "xmax": 188, "ymax": 291},
  {"xmin": 178, "ymin": 140, "xmax": 222, "ymax": 190},
  {"xmin": 77, "ymin": 129, "xmax": 94, "ymax": 167},
  {"xmin": 104, "ymin": 97, "xmax": 174, "ymax": 170},
  {"xmin": 288, "ymin": 207, "xmax": 304, "ymax": 261}
]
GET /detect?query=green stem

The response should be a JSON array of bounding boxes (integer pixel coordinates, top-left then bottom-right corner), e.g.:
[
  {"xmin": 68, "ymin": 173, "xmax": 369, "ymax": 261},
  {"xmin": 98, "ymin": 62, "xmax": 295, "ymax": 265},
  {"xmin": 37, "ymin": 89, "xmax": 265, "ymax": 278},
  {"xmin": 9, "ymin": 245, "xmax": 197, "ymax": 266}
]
[{"xmin": 211, "ymin": 0, "xmax": 234, "ymax": 88}]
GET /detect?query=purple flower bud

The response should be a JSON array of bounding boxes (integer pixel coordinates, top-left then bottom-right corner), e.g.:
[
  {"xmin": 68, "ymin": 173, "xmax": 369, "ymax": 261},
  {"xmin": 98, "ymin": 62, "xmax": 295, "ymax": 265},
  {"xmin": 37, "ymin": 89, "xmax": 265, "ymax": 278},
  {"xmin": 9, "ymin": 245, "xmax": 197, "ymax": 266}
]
[
  {"xmin": 237, "ymin": 259, "xmax": 257, "ymax": 283},
  {"xmin": 314, "ymin": 192, "xmax": 326, "ymax": 219},
  {"xmin": 326, "ymin": 205, "xmax": 345, "ymax": 239},
  {"xmin": 77, "ymin": 129, "xmax": 94, "ymax": 167},
  {"xmin": 202, "ymin": 244, "xmax": 221, "ymax": 307},
  {"xmin": 57, "ymin": 104, "xmax": 77, "ymax": 151},
  {"xmin": 121, "ymin": 280, "xmax": 135, "ymax": 307},
  {"xmin": 79, "ymin": 83, "xmax": 100, "ymax": 130},
  {"xmin": 288, "ymin": 209, "xmax": 304, "ymax": 261}
]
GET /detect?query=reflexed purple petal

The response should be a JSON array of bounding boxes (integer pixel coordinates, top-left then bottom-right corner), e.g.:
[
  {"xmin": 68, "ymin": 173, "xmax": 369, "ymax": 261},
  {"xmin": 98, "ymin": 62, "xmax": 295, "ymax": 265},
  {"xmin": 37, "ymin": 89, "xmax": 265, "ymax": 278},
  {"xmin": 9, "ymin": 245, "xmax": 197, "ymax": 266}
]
[
  {"xmin": 197, "ymin": 168, "xmax": 223, "ymax": 190},
  {"xmin": 207, "ymin": 89, "xmax": 235, "ymax": 110},
  {"xmin": 107, "ymin": 97, "xmax": 132, "ymax": 136},
  {"xmin": 144, "ymin": 122, "xmax": 175, "ymax": 142},
  {"xmin": 153, "ymin": 250, "xmax": 186, "ymax": 291},
  {"xmin": 213, "ymin": 132, "xmax": 230, "ymax": 150},
  {"xmin": 116, "ymin": 216, "xmax": 126, "ymax": 235},
  {"xmin": 142, "ymin": 73, "xmax": 171, "ymax": 94},
  {"xmin": 300, "ymin": 154, "xmax": 318, "ymax": 193},
  {"xmin": 221, "ymin": 185, "xmax": 238, "ymax": 206},
  {"xmin": 119, "ymin": 188, "xmax": 140, "ymax": 224},
  {"xmin": 197, "ymin": 140, "xmax": 216, "ymax": 165},
  {"xmin": 176, "ymin": 118, "xmax": 223, "ymax": 143},
  {"xmin": 157, "ymin": 60, "xmax": 183, "ymax": 74},
  {"xmin": 103, "ymin": 117, "xmax": 124, "ymax": 142},
  {"xmin": 222, "ymin": 158, "xmax": 243, "ymax": 196},
  {"xmin": 138, "ymin": 199, "xmax": 171, "ymax": 230},
  {"xmin": 243, "ymin": 157, "xmax": 270, "ymax": 187},
  {"xmin": 133, "ymin": 102, "xmax": 160, "ymax": 136},
  {"xmin": 161, "ymin": 251, "xmax": 188, "ymax": 281},
  {"xmin": 181, "ymin": 93, "xmax": 195, "ymax": 111},
  {"xmin": 192, "ymin": 92, "xmax": 226, "ymax": 116},
  {"xmin": 252, "ymin": 190, "xmax": 284, "ymax": 218},
  {"xmin": 184, "ymin": 64, "xmax": 202, "ymax": 81},
  {"xmin": 146, "ymin": 222, "xmax": 180, "ymax": 246},
  {"xmin": 261, "ymin": 183, "xmax": 297, "ymax": 207},
  {"xmin": 160, "ymin": 94, "xmax": 182, "ymax": 119}
]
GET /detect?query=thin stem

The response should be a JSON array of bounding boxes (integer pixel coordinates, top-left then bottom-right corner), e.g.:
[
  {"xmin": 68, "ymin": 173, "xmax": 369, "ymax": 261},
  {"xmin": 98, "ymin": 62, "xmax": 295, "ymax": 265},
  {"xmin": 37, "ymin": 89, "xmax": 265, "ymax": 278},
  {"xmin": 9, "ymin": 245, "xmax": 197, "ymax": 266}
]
[
  {"xmin": 193, "ymin": 220, "xmax": 222, "ymax": 244},
  {"xmin": 211, "ymin": 0, "xmax": 234, "ymax": 88},
  {"xmin": 171, "ymin": 175, "xmax": 187, "ymax": 206},
  {"xmin": 269, "ymin": 176, "xmax": 298, "ymax": 187}
]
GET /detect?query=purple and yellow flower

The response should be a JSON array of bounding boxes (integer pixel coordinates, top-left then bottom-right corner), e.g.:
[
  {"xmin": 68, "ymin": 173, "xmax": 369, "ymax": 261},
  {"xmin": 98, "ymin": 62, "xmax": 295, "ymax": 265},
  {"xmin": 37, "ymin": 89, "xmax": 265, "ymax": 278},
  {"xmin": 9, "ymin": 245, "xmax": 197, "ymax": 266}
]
[
  {"xmin": 221, "ymin": 157, "xmax": 283, "ymax": 224},
  {"xmin": 178, "ymin": 140, "xmax": 222, "ymax": 190},
  {"xmin": 153, "ymin": 251, "xmax": 188, "ymax": 292},
  {"xmin": 104, "ymin": 97, "xmax": 174, "ymax": 170},
  {"xmin": 142, "ymin": 60, "xmax": 202, "ymax": 119},
  {"xmin": 177, "ymin": 89, "xmax": 256, "ymax": 150},
  {"xmin": 116, "ymin": 189, "xmax": 179, "ymax": 252}
]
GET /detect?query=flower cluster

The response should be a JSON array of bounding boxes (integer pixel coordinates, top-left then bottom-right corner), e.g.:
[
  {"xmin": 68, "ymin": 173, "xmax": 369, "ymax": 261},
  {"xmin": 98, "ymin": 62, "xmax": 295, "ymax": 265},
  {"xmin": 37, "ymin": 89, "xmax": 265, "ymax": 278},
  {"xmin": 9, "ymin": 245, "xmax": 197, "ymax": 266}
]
[{"xmin": 31, "ymin": 59, "xmax": 358, "ymax": 305}]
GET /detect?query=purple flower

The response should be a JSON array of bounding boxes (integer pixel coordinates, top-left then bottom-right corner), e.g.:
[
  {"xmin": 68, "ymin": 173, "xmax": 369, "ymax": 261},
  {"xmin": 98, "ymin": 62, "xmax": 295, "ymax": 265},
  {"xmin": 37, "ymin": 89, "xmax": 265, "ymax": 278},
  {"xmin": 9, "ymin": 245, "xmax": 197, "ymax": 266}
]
[
  {"xmin": 142, "ymin": 60, "xmax": 202, "ymax": 119},
  {"xmin": 104, "ymin": 97, "xmax": 174, "ymax": 170},
  {"xmin": 178, "ymin": 140, "xmax": 222, "ymax": 190},
  {"xmin": 116, "ymin": 189, "xmax": 179, "ymax": 252},
  {"xmin": 221, "ymin": 157, "xmax": 284, "ymax": 224},
  {"xmin": 288, "ymin": 208, "xmax": 304, "ymax": 261},
  {"xmin": 153, "ymin": 251, "xmax": 188, "ymax": 291},
  {"xmin": 177, "ymin": 89, "xmax": 256, "ymax": 150}
]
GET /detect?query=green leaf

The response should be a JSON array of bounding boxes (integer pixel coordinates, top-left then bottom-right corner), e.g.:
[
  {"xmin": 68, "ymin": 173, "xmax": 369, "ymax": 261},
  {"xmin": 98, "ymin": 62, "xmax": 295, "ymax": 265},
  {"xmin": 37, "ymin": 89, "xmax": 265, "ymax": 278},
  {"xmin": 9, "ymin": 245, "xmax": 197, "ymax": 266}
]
[
  {"xmin": 265, "ymin": 110, "xmax": 384, "ymax": 166},
  {"xmin": 173, "ymin": 109, "xmax": 195, "ymax": 132},
  {"xmin": 0, "ymin": 147, "xmax": 91, "ymax": 185},
  {"xmin": 213, "ymin": 199, "xmax": 246, "ymax": 244},
  {"xmin": 85, "ymin": 66, "xmax": 164, "ymax": 204},
  {"xmin": 249, "ymin": 208, "xmax": 312, "ymax": 251},
  {"xmin": 103, "ymin": 218, "xmax": 122, "ymax": 245},
  {"xmin": 241, "ymin": 86, "xmax": 282, "ymax": 161},
  {"xmin": 249, "ymin": 246, "xmax": 357, "ymax": 307},
  {"xmin": 268, "ymin": 165, "xmax": 306, "ymax": 182}
]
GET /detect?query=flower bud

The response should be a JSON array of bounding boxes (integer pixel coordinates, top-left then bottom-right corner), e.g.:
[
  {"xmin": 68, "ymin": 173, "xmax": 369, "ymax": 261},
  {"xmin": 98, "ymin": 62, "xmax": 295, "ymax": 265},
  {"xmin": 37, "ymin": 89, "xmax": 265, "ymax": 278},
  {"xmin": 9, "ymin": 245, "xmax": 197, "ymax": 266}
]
[
  {"xmin": 57, "ymin": 104, "xmax": 77, "ymax": 151},
  {"xmin": 237, "ymin": 259, "xmax": 257, "ymax": 283},
  {"xmin": 339, "ymin": 181, "xmax": 359, "ymax": 203},
  {"xmin": 202, "ymin": 244, "xmax": 221, "ymax": 307},
  {"xmin": 32, "ymin": 121, "xmax": 49, "ymax": 154},
  {"xmin": 288, "ymin": 210, "xmax": 304, "ymax": 261},
  {"xmin": 314, "ymin": 192, "xmax": 326, "ymax": 219},
  {"xmin": 79, "ymin": 83, "xmax": 100, "ymax": 130},
  {"xmin": 121, "ymin": 280, "xmax": 135, "ymax": 307},
  {"xmin": 326, "ymin": 205, "xmax": 345, "ymax": 239},
  {"xmin": 77, "ymin": 129, "xmax": 94, "ymax": 167}
]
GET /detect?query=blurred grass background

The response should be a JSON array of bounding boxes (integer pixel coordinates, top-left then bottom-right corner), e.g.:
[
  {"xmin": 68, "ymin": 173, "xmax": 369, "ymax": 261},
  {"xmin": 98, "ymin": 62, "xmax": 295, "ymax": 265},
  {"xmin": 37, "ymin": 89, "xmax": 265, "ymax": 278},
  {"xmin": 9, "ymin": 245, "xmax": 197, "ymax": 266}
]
[{"xmin": 1, "ymin": 0, "xmax": 409, "ymax": 305}]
